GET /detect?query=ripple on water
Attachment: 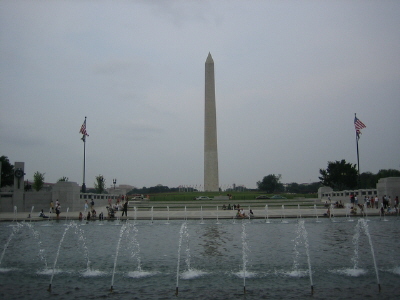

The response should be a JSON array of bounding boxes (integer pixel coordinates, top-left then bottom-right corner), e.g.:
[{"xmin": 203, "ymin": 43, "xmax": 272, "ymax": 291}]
[
  {"xmin": 36, "ymin": 268, "xmax": 63, "ymax": 275},
  {"xmin": 330, "ymin": 268, "xmax": 367, "ymax": 277},
  {"xmin": 81, "ymin": 269, "xmax": 108, "ymax": 277},
  {"xmin": 233, "ymin": 270, "xmax": 257, "ymax": 279},
  {"xmin": 0, "ymin": 267, "xmax": 13, "ymax": 273},
  {"xmin": 127, "ymin": 270, "xmax": 158, "ymax": 278},
  {"xmin": 181, "ymin": 269, "xmax": 208, "ymax": 280}
]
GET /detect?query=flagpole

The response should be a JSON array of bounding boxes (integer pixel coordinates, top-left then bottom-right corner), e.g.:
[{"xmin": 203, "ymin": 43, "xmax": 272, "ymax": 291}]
[
  {"xmin": 355, "ymin": 113, "xmax": 360, "ymax": 188},
  {"xmin": 82, "ymin": 116, "xmax": 87, "ymax": 193}
]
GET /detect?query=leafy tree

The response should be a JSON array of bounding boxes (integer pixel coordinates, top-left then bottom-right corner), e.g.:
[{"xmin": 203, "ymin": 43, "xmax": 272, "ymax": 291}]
[
  {"xmin": 32, "ymin": 171, "xmax": 45, "ymax": 191},
  {"xmin": 359, "ymin": 169, "xmax": 400, "ymax": 189},
  {"xmin": 376, "ymin": 169, "xmax": 400, "ymax": 178},
  {"xmin": 319, "ymin": 159, "xmax": 357, "ymax": 190},
  {"xmin": 0, "ymin": 156, "xmax": 14, "ymax": 187},
  {"xmin": 286, "ymin": 182, "xmax": 300, "ymax": 193},
  {"xmin": 57, "ymin": 176, "xmax": 69, "ymax": 182},
  {"xmin": 286, "ymin": 182, "xmax": 322, "ymax": 194},
  {"xmin": 94, "ymin": 174, "xmax": 106, "ymax": 194},
  {"xmin": 358, "ymin": 172, "xmax": 376, "ymax": 189},
  {"xmin": 257, "ymin": 174, "xmax": 284, "ymax": 193}
]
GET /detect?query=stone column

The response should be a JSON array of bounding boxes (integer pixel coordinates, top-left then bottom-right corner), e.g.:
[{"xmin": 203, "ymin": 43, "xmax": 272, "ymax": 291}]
[
  {"xmin": 204, "ymin": 53, "xmax": 219, "ymax": 192},
  {"xmin": 376, "ymin": 177, "xmax": 400, "ymax": 199}
]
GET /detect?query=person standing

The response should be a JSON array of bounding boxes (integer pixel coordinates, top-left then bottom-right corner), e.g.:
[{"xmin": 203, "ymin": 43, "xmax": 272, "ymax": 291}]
[
  {"xmin": 84, "ymin": 200, "xmax": 89, "ymax": 212},
  {"xmin": 350, "ymin": 194, "xmax": 355, "ymax": 206},
  {"xmin": 49, "ymin": 200, "xmax": 54, "ymax": 213},
  {"xmin": 122, "ymin": 200, "xmax": 128, "ymax": 217},
  {"xmin": 55, "ymin": 203, "xmax": 61, "ymax": 219}
]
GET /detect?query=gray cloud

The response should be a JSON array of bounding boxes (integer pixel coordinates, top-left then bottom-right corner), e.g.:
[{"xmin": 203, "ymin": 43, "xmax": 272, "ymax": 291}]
[{"xmin": 1, "ymin": 1, "xmax": 399, "ymax": 189}]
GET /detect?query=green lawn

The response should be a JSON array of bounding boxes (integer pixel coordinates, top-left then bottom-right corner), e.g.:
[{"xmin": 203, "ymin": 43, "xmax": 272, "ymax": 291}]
[{"xmin": 131, "ymin": 192, "xmax": 317, "ymax": 202}]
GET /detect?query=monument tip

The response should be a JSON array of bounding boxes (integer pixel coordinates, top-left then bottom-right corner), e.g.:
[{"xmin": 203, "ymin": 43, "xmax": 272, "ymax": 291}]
[{"xmin": 206, "ymin": 52, "xmax": 213, "ymax": 63}]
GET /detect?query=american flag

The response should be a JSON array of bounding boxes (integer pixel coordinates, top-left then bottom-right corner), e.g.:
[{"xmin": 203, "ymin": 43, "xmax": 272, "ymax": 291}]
[
  {"xmin": 354, "ymin": 116, "xmax": 366, "ymax": 140},
  {"xmin": 79, "ymin": 118, "xmax": 89, "ymax": 140}
]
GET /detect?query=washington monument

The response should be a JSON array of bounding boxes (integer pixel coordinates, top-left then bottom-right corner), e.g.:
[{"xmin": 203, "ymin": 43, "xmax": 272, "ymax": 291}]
[{"xmin": 204, "ymin": 53, "xmax": 219, "ymax": 192}]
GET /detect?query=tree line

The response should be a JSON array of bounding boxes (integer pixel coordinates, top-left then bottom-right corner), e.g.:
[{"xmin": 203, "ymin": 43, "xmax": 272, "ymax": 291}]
[
  {"xmin": 256, "ymin": 160, "xmax": 400, "ymax": 193},
  {"xmin": 2, "ymin": 156, "xmax": 399, "ymax": 194}
]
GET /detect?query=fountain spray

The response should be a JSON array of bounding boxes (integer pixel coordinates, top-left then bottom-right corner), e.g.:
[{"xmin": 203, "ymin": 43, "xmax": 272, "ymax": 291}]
[
  {"xmin": 30, "ymin": 206, "xmax": 34, "ymax": 222},
  {"xmin": 166, "ymin": 206, "xmax": 170, "ymax": 224},
  {"xmin": 65, "ymin": 207, "xmax": 69, "ymax": 223},
  {"xmin": 265, "ymin": 204, "xmax": 271, "ymax": 223},
  {"xmin": 48, "ymin": 224, "xmax": 71, "ymax": 292},
  {"xmin": 241, "ymin": 220, "xmax": 249, "ymax": 294},
  {"xmin": 13, "ymin": 206, "xmax": 17, "ymax": 222},
  {"xmin": 0, "ymin": 223, "xmax": 23, "ymax": 268},
  {"xmin": 48, "ymin": 222, "xmax": 91, "ymax": 292},
  {"xmin": 175, "ymin": 222, "xmax": 187, "ymax": 296},
  {"xmin": 110, "ymin": 223, "xmax": 127, "ymax": 292}
]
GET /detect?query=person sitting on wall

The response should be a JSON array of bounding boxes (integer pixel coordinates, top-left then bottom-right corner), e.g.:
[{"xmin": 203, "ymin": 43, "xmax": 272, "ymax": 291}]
[
  {"xmin": 236, "ymin": 208, "xmax": 246, "ymax": 218},
  {"xmin": 324, "ymin": 207, "xmax": 330, "ymax": 217},
  {"xmin": 236, "ymin": 209, "xmax": 240, "ymax": 218},
  {"xmin": 91, "ymin": 209, "xmax": 97, "ymax": 218},
  {"xmin": 79, "ymin": 212, "xmax": 83, "ymax": 221},
  {"xmin": 107, "ymin": 206, "xmax": 115, "ymax": 218},
  {"xmin": 87, "ymin": 211, "xmax": 91, "ymax": 221},
  {"xmin": 99, "ymin": 212, "xmax": 104, "ymax": 220},
  {"xmin": 358, "ymin": 203, "xmax": 364, "ymax": 214},
  {"xmin": 39, "ymin": 209, "xmax": 49, "ymax": 218},
  {"xmin": 380, "ymin": 205, "xmax": 385, "ymax": 216}
]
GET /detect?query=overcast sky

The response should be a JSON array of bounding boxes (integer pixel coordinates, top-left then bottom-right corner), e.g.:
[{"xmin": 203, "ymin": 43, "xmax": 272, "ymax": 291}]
[{"xmin": 1, "ymin": 1, "xmax": 399, "ymax": 190}]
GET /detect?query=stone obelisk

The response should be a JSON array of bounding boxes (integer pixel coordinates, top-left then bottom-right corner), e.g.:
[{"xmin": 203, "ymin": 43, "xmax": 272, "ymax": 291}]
[{"xmin": 204, "ymin": 53, "xmax": 219, "ymax": 192}]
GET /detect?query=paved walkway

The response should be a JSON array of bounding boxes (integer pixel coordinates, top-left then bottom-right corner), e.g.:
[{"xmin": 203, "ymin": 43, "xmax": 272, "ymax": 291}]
[{"xmin": 0, "ymin": 205, "xmax": 385, "ymax": 222}]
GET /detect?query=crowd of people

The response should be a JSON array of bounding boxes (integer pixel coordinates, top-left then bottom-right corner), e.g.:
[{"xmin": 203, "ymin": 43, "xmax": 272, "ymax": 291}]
[
  {"xmin": 80, "ymin": 197, "xmax": 128, "ymax": 220},
  {"xmin": 38, "ymin": 196, "xmax": 130, "ymax": 221},
  {"xmin": 220, "ymin": 203, "xmax": 255, "ymax": 218},
  {"xmin": 324, "ymin": 194, "xmax": 399, "ymax": 216},
  {"xmin": 37, "ymin": 193, "xmax": 399, "ymax": 221},
  {"xmin": 38, "ymin": 199, "xmax": 62, "ymax": 219}
]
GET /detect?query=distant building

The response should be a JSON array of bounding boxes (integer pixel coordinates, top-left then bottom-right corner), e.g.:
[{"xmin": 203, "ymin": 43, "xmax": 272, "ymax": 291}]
[{"xmin": 107, "ymin": 184, "xmax": 133, "ymax": 195}]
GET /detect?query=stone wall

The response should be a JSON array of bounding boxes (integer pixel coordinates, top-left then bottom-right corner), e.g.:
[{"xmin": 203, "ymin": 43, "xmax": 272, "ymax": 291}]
[
  {"xmin": 0, "ymin": 181, "xmax": 121, "ymax": 213},
  {"xmin": 376, "ymin": 177, "xmax": 400, "ymax": 200},
  {"xmin": 318, "ymin": 177, "xmax": 399, "ymax": 203}
]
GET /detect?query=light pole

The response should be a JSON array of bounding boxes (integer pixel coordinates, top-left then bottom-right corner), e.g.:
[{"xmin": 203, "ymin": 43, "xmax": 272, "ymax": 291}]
[{"xmin": 113, "ymin": 178, "xmax": 117, "ymax": 190}]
